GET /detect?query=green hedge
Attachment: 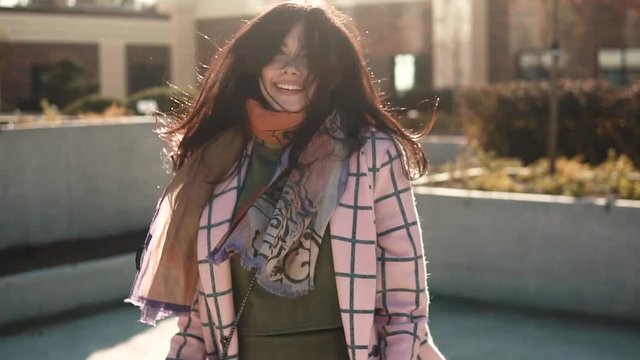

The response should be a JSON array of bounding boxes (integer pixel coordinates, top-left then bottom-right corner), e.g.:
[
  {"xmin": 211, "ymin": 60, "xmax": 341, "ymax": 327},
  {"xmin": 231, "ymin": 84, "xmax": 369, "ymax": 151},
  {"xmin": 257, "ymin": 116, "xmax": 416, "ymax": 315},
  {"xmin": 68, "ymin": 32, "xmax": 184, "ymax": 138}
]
[
  {"xmin": 62, "ymin": 94, "xmax": 125, "ymax": 115},
  {"xmin": 458, "ymin": 80, "xmax": 640, "ymax": 166}
]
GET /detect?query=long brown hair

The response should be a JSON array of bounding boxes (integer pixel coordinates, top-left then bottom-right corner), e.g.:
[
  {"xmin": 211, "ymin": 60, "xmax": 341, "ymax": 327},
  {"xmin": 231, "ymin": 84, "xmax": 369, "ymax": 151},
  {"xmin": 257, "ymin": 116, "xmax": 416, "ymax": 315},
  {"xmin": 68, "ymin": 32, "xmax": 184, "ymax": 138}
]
[{"xmin": 163, "ymin": 0, "xmax": 434, "ymax": 180}]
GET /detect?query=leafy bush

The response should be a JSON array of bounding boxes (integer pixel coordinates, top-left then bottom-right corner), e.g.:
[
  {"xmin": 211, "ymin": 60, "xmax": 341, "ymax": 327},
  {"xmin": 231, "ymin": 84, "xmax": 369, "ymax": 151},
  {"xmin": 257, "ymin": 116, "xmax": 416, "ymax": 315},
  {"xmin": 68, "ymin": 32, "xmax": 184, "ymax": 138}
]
[
  {"xmin": 458, "ymin": 80, "xmax": 640, "ymax": 166},
  {"xmin": 424, "ymin": 149, "xmax": 640, "ymax": 200},
  {"xmin": 62, "ymin": 94, "xmax": 125, "ymax": 115},
  {"xmin": 126, "ymin": 86, "xmax": 184, "ymax": 115},
  {"xmin": 75, "ymin": 103, "xmax": 130, "ymax": 119}
]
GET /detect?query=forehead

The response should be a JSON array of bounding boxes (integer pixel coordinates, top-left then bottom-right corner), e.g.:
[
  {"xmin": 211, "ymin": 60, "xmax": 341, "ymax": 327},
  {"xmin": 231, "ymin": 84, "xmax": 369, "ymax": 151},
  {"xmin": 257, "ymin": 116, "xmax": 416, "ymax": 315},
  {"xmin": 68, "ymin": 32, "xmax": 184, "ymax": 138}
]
[{"xmin": 281, "ymin": 22, "xmax": 305, "ymax": 50}]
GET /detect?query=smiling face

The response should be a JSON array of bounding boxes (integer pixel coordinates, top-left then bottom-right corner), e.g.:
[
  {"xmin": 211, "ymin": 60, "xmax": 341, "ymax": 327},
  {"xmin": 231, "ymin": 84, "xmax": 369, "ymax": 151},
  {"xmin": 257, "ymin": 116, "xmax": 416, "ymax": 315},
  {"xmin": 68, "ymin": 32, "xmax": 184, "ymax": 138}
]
[{"xmin": 259, "ymin": 22, "xmax": 316, "ymax": 113}]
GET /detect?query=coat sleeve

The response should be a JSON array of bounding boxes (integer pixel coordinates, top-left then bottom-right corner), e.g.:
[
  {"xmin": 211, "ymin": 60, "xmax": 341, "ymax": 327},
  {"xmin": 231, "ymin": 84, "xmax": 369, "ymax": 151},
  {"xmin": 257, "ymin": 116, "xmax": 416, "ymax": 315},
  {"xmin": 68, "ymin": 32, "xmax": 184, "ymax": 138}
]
[
  {"xmin": 166, "ymin": 287, "xmax": 208, "ymax": 360},
  {"xmin": 371, "ymin": 138, "xmax": 445, "ymax": 360}
]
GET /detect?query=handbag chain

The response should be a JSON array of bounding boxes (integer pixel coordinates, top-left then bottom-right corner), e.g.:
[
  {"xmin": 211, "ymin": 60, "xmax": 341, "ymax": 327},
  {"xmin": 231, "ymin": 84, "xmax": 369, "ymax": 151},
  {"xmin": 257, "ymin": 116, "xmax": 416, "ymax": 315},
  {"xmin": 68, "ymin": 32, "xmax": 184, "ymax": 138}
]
[{"xmin": 220, "ymin": 266, "xmax": 259, "ymax": 360}]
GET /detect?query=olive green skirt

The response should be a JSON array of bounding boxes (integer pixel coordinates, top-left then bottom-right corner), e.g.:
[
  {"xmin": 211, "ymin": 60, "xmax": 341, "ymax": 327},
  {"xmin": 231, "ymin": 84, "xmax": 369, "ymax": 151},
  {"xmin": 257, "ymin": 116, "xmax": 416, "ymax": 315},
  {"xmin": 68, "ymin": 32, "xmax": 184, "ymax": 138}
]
[{"xmin": 238, "ymin": 327, "xmax": 349, "ymax": 360}]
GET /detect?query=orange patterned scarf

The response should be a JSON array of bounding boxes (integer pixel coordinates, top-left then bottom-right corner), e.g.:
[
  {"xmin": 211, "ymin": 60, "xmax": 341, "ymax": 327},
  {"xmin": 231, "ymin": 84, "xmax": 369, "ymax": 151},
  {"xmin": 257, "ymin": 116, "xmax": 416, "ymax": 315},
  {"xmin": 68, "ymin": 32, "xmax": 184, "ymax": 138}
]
[
  {"xmin": 210, "ymin": 106, "xmax": 349, "ymax": 298},
  {"xmin": 246, "ymin": 98, "xmax": 305, "ymax": 148}
]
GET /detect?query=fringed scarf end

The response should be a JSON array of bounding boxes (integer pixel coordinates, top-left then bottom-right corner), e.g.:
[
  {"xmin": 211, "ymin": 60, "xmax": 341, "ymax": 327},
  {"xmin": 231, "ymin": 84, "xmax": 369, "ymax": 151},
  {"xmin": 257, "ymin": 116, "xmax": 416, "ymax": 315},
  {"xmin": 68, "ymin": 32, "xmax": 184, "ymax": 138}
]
[{"xmin": 124, "ymin": 296, "xmax": 191, "ymax": 326}]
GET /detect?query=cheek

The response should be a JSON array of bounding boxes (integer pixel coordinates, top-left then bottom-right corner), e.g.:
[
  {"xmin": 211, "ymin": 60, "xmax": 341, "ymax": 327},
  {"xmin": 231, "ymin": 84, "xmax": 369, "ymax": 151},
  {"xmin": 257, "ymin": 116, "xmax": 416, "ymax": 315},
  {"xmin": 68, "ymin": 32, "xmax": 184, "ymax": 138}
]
[
  {"xmin": 305, "ymin": 82, "xmax": 317, "ymax": 98},
  {"xmin": 260, "ymin": 64, "xmax": 279, "ymax": 82},
  {"xmin": 259, "ymin": 70, "xmax": 268, "ymax": 84}
]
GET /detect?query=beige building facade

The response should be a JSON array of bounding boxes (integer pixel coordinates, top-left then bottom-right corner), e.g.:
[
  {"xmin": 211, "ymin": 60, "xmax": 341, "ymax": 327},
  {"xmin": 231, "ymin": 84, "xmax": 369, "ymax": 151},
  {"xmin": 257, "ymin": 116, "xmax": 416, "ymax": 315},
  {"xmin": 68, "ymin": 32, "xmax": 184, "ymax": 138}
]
[
  {"xmin": 1, "ymin": 0, "xmax": 639, "ymax": 112},
  {"xmin": 0, "ymin": 4, "xmax": 174, "ymax": 111}
]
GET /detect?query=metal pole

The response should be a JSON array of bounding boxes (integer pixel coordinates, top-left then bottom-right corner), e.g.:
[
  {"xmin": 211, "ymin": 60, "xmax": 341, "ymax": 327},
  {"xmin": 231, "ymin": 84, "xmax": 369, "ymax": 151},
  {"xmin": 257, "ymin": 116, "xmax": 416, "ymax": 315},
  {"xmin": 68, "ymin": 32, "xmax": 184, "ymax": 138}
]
[{"xmin": 548, "ymin": 0, "xmax": 559, "ymax": 175}]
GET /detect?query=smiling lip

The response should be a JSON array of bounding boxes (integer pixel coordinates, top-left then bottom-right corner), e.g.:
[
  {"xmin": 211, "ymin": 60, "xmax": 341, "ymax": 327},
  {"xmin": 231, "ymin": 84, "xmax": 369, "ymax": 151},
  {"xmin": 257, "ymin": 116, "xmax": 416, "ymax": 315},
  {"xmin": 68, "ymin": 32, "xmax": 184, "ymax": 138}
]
[{"xmin": 275, "ymin": 83, "xmax": 303, "ymax": 91}]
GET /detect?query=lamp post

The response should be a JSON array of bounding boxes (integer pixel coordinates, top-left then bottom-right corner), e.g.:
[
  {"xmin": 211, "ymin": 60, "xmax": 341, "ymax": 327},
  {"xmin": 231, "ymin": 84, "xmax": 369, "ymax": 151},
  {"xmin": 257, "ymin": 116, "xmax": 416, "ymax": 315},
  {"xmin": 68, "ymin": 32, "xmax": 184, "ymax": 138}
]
[{"xmin": 548, "ymin": 0, "xmax": 559, "ymax": 175}]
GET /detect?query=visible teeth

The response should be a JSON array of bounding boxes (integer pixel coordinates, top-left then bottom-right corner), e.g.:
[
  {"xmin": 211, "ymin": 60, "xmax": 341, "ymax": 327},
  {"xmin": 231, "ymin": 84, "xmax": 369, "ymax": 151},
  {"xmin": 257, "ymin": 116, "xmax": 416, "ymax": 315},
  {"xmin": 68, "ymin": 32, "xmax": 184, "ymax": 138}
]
[{"xmin": 276, "ymin": 83, "xmax": 302, "ymax": 91}]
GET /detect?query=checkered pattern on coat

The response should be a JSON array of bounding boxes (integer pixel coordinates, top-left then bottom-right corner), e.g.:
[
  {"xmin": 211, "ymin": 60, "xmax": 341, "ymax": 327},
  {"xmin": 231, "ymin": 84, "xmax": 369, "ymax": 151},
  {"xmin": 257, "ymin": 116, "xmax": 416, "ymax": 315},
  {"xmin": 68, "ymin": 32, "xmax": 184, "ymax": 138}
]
[{"xmin": 164, "ymin": 130, "xmax": 445, "ymax": 360}]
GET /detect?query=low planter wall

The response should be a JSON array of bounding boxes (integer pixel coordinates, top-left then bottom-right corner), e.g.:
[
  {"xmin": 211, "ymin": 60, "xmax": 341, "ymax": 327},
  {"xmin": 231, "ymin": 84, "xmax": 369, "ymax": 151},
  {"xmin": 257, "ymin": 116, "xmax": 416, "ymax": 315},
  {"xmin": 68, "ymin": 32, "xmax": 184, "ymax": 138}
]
[
  {"xmin": 0, "ymin": 118, "xmax": 170, "ymax": 250},
  {"xmin": 1, "ymin": 121, "xmax": 463, "ymax": 251},
  {"xmin": 0, "ymin": 253, "xmax": 135, "ymax": 327},
  {"xmin": 421, "ymin": 135, "xmax": 465, "ymax": 168},
  {"xmin": 415, "ymin": 187, "xmax": 640, "ymax": 320}
]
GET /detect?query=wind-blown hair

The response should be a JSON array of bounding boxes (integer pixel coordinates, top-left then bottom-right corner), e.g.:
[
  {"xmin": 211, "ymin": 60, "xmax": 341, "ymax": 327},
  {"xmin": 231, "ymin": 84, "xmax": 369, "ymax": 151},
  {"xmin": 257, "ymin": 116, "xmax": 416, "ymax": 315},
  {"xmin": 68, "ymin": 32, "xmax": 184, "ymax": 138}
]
[{"xmin": 163, "ymin": 0, "xmax": 434, "ymax": 180}]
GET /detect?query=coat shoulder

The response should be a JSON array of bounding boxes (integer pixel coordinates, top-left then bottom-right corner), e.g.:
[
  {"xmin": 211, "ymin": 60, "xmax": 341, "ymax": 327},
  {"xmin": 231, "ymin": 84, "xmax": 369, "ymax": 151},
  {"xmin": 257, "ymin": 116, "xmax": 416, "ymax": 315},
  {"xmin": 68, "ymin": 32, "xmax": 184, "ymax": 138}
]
[{"xmin": 360, "ymin": 128, "xmax": 401, "ymax": 172}]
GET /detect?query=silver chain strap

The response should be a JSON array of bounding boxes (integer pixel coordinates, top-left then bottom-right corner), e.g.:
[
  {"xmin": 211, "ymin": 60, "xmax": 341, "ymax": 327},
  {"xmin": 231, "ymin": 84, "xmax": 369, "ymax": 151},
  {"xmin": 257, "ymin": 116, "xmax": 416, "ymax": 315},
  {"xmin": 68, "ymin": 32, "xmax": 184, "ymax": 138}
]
[{"xmin": 220, "ymin": 266, "xmax": 259, "ymax": 360}]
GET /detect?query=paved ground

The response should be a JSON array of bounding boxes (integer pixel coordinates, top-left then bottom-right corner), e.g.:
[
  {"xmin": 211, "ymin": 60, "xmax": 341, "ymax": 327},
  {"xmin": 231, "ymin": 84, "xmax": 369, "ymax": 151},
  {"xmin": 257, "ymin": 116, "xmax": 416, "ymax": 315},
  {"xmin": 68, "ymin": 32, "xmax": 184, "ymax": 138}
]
[{"xmin": 0, "ymin": 296, "xmax": 639, "ymax": 360}]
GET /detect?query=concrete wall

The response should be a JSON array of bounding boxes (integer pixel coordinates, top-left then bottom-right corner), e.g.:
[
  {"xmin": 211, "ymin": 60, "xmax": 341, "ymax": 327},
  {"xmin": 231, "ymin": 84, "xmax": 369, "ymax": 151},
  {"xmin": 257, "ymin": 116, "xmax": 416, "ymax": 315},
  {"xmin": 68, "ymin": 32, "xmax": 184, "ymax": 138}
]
[
  {"xmin": 0, "ymin": 254, "xmax": 135, "ymax": 327},
  {"xmin": 421, "ymin": 135, "xmax": 465, "ymax": 168},
  {"xmin": 0, "ymin": 118, "xmax": 170, "ymax": 250},
  {"xmin": 0, "ymin": 120, "xmax": 461, "ymax": 250},
  {"xmin": 416, "ymin": 187, "xmax": 640, "ymax": 320}
]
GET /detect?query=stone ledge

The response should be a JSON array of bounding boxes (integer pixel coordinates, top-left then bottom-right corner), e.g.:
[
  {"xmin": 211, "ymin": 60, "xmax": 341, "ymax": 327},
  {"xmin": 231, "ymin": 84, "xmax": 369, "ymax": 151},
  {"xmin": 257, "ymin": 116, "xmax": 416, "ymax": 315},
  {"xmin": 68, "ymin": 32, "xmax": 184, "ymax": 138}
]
[
  {"xmin": 416, "ymin": 188, "xmax": 640, "ymax": 320},
  {"xmin": 0, "ymin": 253, "xmax": 136, "ymax": 327}
]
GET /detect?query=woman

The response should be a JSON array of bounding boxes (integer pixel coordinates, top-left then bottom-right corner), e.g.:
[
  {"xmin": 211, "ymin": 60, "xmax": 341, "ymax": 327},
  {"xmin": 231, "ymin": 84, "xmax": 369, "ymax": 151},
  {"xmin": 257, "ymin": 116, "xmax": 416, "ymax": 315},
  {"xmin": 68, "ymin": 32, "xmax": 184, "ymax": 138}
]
[{"xmin": 127, "ymin": 1, "xmax": 445, "ymax": 359}]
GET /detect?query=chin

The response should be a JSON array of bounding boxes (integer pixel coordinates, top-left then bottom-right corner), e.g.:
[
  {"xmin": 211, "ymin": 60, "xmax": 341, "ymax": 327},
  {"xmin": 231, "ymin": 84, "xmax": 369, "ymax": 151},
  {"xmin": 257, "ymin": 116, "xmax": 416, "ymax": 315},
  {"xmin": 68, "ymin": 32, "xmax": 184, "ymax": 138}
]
[
  {"xmin": 273, "ymin": 100, "xmax": 305, "ymax": 113},
  {"xmin": 283, "ymin": 105, "xmax": 304, "ymax": 112}
]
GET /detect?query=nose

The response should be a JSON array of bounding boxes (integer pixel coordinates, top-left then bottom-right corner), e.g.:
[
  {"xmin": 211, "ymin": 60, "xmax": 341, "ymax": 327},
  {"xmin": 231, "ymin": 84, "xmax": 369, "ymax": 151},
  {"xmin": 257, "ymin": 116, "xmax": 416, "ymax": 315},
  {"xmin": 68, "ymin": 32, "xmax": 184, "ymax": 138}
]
[
  {"xmin": 284, "ymin": 65, "xmax": 299, "ymax": 76},
  {"xmin": 283, "ymin": 57, "xmax": 305, "ymax": 75}
]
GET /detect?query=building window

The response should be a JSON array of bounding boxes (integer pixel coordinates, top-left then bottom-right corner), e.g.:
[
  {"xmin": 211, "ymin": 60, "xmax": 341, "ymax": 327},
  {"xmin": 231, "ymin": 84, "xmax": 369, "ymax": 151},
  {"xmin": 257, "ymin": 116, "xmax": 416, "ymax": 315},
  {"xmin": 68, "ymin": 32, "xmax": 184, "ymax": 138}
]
[
  {"xmin": 129, "ymin": 63, "xmax": 165, "ymax": 94},
  {"xmin": 517, "ymin": 50, "xmax": 567, "ymax": 81},
  {"xmin": 394, "ymin": 54, "xmax": 416, "ymax": 94},
  {"xmin": 597, "ymin": 48, "xmax": 640, "ymax": 86},
  {"xmin": 126, "ymin": 45, "xmax": 169, "ymax": 95},
  {"xmin": 392, "ymin": 53, "xmax": 430, "ymax": 97}
]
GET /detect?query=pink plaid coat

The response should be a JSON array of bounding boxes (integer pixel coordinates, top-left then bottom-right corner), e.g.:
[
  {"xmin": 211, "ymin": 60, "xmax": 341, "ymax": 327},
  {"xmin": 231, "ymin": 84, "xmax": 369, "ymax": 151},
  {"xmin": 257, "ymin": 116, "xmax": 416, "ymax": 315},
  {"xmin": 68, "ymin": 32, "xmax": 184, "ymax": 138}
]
[{"xmin": 166, "ymin": 130, "xmax": 445, "ymax": 360}]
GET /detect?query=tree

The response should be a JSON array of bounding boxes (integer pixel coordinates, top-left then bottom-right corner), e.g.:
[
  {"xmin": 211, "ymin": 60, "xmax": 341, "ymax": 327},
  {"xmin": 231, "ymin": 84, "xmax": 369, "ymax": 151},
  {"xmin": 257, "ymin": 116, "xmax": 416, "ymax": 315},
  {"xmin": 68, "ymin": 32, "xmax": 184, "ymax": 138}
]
[{"xmin": 35, "ymin": 59, "xmax": 98, "ymax": 110}]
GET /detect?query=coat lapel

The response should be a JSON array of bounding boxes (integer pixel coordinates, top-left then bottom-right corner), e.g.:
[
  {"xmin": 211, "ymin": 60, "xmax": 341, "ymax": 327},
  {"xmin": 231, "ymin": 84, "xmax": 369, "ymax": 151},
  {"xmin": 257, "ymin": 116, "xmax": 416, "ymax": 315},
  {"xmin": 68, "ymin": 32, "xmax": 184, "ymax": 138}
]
[{"xmin": 196, "ymin": 148, "xmax": 251, "ymax": 359}]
